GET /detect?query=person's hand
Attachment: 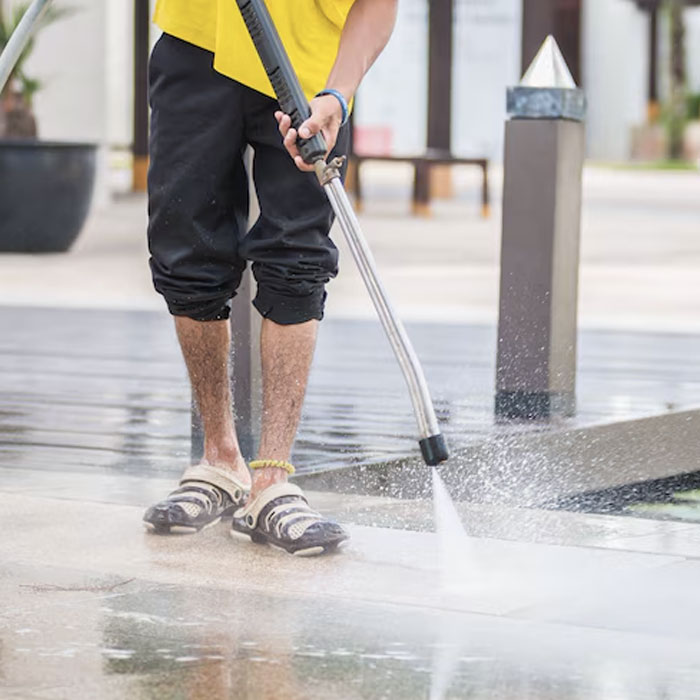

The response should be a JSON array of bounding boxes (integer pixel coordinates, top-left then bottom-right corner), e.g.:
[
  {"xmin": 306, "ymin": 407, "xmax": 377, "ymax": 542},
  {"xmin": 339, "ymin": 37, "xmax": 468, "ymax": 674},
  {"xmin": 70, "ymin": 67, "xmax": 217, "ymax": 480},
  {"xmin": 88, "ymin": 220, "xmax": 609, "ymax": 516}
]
[{"xmin": 274, "ymin": 93, "xmax": 343, "ymax": 172}]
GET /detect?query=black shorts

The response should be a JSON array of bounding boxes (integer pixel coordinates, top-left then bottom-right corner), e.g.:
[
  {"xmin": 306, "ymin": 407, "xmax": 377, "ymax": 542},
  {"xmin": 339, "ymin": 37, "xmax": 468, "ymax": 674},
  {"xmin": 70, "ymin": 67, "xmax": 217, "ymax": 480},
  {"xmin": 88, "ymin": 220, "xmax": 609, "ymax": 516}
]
[{"xmin": 147, "ymin": 34, "xmax": 349, "ymax": 324}]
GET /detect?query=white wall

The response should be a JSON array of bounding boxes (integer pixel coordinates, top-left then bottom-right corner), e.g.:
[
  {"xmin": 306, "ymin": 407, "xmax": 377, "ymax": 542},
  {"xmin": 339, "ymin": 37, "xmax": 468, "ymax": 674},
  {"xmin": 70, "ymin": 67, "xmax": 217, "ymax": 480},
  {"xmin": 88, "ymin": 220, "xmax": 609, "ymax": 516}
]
[
  {"xmin": 105, "ymin": 0, "xmax": 133, "ymax": 148},
  {"xmin": 355, "ymin": 0, "xmax": 520, "ymax": 159},
  {"xmin": 355, "ymin": 0, "xmax": 428, "ymax": 155},
  {"xmin": 104, "ymin": 0, "xmax": 159, "ymax": 148},
  {"xmin": 685, "ymin": 7, "xmax": 700, "ymax": 94},
  {"xmin": 452, "ymin": 0, "xmax": 522, "ymax": 159},
  {"xmin": 583, "ymin": 0, "xmax": 648, "ymax": 160},
  {"xmin": 22, "ymin": 0, "xmax": 108, "ymax": 144}
]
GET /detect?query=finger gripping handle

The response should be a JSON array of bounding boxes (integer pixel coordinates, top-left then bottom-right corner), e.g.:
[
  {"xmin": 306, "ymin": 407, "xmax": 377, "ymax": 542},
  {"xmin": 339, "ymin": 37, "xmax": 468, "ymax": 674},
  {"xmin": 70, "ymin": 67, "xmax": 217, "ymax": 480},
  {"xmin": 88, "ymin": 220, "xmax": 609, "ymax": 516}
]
[{"xmin": 237, "ymin": 0, "xmax": 327, "ymax": 164}]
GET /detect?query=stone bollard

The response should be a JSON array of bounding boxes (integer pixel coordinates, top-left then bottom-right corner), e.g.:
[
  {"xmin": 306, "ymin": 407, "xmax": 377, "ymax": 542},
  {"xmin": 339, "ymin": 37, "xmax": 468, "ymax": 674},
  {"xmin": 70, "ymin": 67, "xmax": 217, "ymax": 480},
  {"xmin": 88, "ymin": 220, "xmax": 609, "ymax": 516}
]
[
  {"xmin": 192, "ymin": 149, "xmax": 262, "ymax": 461},
  {"xmin": 495, "ymin": 36, "xmax": 586, "ymax": 420}
]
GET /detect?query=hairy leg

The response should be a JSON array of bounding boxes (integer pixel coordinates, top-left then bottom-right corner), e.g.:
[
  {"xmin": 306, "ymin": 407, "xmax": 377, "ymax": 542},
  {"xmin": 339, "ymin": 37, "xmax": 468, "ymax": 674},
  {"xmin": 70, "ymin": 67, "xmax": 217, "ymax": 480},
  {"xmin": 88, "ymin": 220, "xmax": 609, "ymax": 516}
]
[
  {"xmin": 174, "ymin": 316, "xmax": 251, "ymax": 488},
  {"xmin": 252, "ymin": 318, "xmax": 318, "ymax": 496}
]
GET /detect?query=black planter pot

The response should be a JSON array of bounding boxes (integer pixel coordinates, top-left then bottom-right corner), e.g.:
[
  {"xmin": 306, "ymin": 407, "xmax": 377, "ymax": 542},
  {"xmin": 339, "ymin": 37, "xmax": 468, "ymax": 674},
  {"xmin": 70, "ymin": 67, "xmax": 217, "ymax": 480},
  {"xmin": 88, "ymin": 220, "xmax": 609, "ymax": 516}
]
[{"xmin": 0, "ymin": 140, "xmax": 97, "ymax": 253}]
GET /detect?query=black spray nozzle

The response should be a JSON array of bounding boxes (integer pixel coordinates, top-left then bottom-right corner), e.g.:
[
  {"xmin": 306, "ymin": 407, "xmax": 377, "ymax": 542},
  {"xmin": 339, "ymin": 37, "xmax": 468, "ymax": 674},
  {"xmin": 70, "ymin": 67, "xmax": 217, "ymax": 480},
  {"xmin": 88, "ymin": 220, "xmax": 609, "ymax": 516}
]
[{"xmin": 419, "ymin": 434, "xmax": 449, "ymax": 466}]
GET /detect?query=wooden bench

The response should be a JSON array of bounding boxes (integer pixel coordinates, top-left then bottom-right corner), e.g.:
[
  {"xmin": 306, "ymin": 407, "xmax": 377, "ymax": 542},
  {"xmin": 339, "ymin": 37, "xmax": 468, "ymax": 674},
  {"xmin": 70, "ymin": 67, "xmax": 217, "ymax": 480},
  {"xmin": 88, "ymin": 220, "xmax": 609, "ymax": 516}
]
[{"xmin": 347, "ymin": 149, "xmax": 490, "ymax": 218}]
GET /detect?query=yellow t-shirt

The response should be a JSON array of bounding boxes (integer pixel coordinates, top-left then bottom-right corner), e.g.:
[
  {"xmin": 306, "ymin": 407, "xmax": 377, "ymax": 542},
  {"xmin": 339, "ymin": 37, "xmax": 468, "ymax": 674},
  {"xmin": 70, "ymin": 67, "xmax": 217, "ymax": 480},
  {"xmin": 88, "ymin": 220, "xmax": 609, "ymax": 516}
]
[{"xmin": 153, "ymin": 0, "xmax": 354, "ymax": 101}]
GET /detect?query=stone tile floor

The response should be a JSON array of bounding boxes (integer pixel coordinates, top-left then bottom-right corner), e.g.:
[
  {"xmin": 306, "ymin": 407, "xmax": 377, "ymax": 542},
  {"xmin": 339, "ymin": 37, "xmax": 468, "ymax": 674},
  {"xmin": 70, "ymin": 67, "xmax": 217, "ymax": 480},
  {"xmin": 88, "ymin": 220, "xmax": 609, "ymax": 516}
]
[
  {"xmin": 3, "ymin": 305, "xmax": 700, "ymax": 698},
  {"xmin": 1, "ymin": 306, "xmax": 699, "ymax": 478},
  {"xmin": 4, "ymin": 494, "xmax": 700, "ymax": 699}
]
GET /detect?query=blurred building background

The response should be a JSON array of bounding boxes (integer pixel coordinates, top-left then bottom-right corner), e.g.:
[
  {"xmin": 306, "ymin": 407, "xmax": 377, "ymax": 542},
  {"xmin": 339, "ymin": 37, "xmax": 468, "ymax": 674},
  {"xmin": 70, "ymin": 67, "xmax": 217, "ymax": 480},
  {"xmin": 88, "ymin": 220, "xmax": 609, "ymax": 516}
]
[
  {"xmin": 357, "ymin": 0, "xmax": 700, "ymax": 162},
  {"xmin": 10, "ymin": 0, "xmax": 700, "ymax": 202}
]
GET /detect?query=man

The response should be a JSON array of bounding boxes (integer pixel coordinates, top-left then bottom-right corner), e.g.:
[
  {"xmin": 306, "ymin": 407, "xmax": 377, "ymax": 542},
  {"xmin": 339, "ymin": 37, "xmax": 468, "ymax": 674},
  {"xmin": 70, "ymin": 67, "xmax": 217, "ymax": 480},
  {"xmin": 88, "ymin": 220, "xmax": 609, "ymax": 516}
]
[{"xmin": 143, "ymin": 0, "xmax": 398, "ymax": 555}]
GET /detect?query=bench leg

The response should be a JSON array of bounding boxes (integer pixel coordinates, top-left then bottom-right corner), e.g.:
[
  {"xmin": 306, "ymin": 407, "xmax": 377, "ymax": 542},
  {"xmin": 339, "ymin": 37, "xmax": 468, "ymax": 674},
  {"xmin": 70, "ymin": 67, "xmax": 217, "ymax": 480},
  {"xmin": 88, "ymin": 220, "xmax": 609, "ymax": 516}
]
[
  {"xmin": 412, "ymin": 161, "xmax": 431, "ymax": 217},
  {"xmin": 345, "ymin": 158, "xmax": 357, "ymax": 194},
  {"xmin": 350, "ymin": 159, "xmax": 363, "ymax": 213},
  {"xmin": 430, "ymin": 164, "xmax": 453, "ymax": 199},
  {"xmin": 481, "ymin": 164, "xmax": 490, "ymax": 218}
]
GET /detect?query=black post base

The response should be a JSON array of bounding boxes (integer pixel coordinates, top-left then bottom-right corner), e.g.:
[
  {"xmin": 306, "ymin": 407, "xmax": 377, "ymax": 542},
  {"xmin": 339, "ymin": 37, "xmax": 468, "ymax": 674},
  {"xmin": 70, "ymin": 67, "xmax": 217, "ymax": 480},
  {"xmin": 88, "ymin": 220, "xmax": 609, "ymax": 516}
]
[{"xmin": 495, "ymin": 390, "xmax": 575, "ymax": 420}]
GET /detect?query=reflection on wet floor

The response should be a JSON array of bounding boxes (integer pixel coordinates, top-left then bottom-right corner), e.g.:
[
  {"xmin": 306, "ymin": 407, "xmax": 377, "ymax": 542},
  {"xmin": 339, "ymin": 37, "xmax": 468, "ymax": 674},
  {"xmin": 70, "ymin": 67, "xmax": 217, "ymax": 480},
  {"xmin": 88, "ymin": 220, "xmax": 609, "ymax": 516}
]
[
  {"xmin": 1, "ymin": 306, "xmax": 699, "ymax": 478},
  {"xmin": 4, "ymin": 565, "xmax": 700, "ymax": 700}
]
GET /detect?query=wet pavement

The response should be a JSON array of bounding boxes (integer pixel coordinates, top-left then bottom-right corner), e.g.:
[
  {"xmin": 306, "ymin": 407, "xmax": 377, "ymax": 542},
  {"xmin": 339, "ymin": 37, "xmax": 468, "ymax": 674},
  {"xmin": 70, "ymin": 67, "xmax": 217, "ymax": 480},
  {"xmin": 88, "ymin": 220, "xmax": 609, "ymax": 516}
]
[
  {"xmin": 6, "ymin": 569, "xmax": 700, "ymax": 700},
  {"xmin": 5, "ymin": 493, "xmax": 700, "ymax": 699},
  {"xmin": 1, "ymin": 305, "xmax": 699, "ymax": 478},
  {"xmin": 3, "ymin": 305, "xmax": 700, "ymax": 697}
]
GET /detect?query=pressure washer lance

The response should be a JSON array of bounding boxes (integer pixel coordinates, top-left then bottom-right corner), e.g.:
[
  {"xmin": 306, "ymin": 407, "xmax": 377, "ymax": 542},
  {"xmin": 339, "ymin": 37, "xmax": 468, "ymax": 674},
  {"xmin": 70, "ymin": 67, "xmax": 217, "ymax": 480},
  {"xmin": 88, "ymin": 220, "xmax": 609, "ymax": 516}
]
[{"xmin": 236, "ymin": 0, "xmax": 448, "ymax": 466}]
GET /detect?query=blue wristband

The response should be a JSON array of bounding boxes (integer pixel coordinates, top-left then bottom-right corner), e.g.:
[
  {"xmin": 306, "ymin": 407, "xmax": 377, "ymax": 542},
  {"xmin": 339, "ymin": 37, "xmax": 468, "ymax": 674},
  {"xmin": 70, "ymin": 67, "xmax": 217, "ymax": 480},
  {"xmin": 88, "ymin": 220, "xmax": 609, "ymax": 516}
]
[{"xmin": 315, "ymin": 88, "xmax": 349, "ymax": 126}]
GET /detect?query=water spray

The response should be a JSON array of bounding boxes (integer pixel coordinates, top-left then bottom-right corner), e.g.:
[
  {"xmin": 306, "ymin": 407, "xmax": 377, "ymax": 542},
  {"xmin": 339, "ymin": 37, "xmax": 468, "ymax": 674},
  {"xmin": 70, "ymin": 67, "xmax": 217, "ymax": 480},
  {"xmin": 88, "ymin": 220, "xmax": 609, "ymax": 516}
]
[{"xmin": 236, "ymin": 0, "xmax": 449, "ymax": 468}]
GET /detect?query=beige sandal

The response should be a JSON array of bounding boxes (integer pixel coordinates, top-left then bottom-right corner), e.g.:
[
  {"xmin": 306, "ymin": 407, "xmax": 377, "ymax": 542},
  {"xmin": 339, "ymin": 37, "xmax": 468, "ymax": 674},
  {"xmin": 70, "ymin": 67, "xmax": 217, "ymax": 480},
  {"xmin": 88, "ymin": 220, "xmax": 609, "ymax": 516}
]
[
  {"xmin": 143, "ymin": 464, "xmax": 249, "ymax": 534},
  {"xmin": 230, "ymin": 482, "xmax": 348, "ymax": 556}
]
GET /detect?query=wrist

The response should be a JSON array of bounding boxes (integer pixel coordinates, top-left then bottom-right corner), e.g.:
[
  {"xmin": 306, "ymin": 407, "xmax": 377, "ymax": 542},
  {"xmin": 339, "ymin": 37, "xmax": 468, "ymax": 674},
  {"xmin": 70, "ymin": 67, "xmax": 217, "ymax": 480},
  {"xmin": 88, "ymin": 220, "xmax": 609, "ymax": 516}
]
[{"xmin": 315, "ymin": 88, "xmax": 349, "ymax": 126}]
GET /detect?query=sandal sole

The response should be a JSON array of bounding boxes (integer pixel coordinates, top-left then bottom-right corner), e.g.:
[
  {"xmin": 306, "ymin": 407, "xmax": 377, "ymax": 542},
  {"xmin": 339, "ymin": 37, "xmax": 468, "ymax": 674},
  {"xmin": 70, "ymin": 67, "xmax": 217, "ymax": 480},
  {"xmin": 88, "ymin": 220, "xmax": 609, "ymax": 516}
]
[
  {"xmin": 229, "ymin": 528, "xmax": 348, "ymax": 556},
  {"xmin": 144, "ymin": 515, "xmax": 223, "ymax": 535}
]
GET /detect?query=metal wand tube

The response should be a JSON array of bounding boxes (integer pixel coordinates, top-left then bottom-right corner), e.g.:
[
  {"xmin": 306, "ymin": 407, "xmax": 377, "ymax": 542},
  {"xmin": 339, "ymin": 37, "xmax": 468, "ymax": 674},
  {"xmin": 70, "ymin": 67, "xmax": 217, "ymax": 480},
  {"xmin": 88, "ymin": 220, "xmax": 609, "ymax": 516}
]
[
  {"xmin": 0, "ymin": 0, "xmax": 53, "ymax": 93},
  {"xmin": 323, "ymin": 176, "xmax": 441, "ymax": 440}
]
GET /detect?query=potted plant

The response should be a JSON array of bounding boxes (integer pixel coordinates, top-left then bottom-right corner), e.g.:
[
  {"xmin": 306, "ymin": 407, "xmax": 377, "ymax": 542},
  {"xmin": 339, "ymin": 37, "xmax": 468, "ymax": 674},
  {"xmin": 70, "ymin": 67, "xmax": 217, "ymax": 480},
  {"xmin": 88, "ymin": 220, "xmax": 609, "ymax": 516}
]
[{"xmin": 0, "ymin": 1, "xmax": 96, "ymax": 252}]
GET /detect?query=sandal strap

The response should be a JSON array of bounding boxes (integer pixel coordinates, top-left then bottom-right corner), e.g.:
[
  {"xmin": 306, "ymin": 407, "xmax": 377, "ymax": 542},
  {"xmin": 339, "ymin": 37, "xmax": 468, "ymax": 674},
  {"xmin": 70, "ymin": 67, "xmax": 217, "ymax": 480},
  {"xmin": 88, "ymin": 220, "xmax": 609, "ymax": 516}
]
[
  {"xmin": 172, "ymin": 483, "xmax": 222, "ymax": 501},
  {"xmin": 180, "ymin": 464, "xmax": 248, "ymax": 503},
  {"xmin": 264, "ymin": 503, "xmax": 298, "ymax": 530},
  {"xmin": 264, "ymin": 501, "xmax": 318, "ymax": 530},
  {"xmin": 168, "ymin": 494, "xmax": 215, "ymax": 513},
  {"xmin": 169, "ymin": 485, "xmax": 221, "ymax": 511},
  {"xmin": 235, "ymin": 482, "xmax": 306, "ymax": 528},
  {"xmin": 236, "ymin": 484, "xmax": 326, "ymax": 540},
  {"xmin": 274, "ymin": 511, "xmax": 324, "ymax": 540}
]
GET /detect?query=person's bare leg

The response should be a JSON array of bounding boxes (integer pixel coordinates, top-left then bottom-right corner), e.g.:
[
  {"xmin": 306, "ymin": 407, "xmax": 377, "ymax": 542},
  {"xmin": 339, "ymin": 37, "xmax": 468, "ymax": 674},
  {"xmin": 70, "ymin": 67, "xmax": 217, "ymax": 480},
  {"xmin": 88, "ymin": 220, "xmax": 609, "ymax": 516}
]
[
  {"xmin": 251, "ymin": 318, "xmax": 318, "ymax": 496},
  {"xmin": 175, "ymin": 316, "xmax": 251, "ymax": 488}
]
